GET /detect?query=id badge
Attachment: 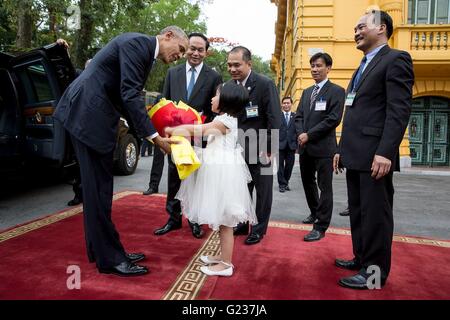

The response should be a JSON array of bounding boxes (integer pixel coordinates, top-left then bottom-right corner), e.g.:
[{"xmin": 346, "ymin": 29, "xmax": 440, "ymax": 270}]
[
  {"xmin": 315, "ymin": 100, "xmax": 327, "ymax": 111},
  {"xmin": 246, "ymin": 103, "xmax": 259, "ymax": 118},
  {"xmin": 345, "ymin": 93, "xmax": 356, "ymax": 107}
]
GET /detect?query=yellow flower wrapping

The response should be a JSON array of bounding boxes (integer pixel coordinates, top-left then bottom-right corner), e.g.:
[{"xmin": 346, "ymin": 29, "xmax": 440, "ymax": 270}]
[{"xmin": 170, "ymin": 136, "xmax": 201, "ymax": 180}]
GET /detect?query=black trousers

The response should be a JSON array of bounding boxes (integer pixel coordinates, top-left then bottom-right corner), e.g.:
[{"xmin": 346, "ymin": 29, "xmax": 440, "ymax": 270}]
[
  {"xmin": 299, "ymin": 153, "xmax": 333, "ymax": 232},
  {"xmin": 277, "ymin": 147, "xmax": 295, "ymax": 188},
  {"xmin": 166, "ymin": 156, "xmax": 182, "ymax": 223},
  {"xmin": 346, "ymin": 170, "xmax": 394, "ymax": 282},
  {"xmin": 70, "ymin": 135, "xmax": 127, "ymax": 269},
  {"xmin": 247, "ymin": 161, "xmax": 274, "ymax": 235},
  {"xmin": 148, "ymin": 146, "xmax": 164, "ymax": 190}
]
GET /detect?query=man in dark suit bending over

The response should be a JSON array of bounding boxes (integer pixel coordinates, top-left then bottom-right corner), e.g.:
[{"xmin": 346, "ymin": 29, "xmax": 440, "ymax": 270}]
[
  {"xmin": 334, "ymin": 10, "xmax": 414, "ymax": 289},
  {"xmin": 295, "ymin": 52, "xmax": 345, "ymax": 242},
  {"xmin": 54, "ymin": 26, "xmax": 188, "ymax": 277}
]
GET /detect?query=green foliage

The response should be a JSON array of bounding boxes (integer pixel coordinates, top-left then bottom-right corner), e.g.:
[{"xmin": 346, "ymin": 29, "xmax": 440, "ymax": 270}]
[{"xmin": 0, "ymin": 0, "xmax": 273, "ymax": 88}]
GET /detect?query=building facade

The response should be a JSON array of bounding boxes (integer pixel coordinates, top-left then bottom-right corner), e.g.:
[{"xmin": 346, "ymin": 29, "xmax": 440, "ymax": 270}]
[{"xmin": 270, "ymin": 0, "xmax": 450, "ymax": 167}]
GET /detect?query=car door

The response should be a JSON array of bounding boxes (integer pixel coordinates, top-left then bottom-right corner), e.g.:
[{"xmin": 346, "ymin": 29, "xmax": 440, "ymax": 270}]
[
  {"xmin": 0, "ymin": 52, "xmax": 22, "ymax": 169},
  {"xmin": 7, "ymin": 43, "xmax": 76, "ymax": 166}
]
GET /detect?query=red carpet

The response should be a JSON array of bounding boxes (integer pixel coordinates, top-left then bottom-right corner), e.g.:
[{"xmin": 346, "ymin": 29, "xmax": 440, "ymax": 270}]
[
  {"xmin": 1, "ymin": 192, "xmax": 449, "ymax": 300},
  {"xmin": 0, "ymin": 192, "xmax": 208, "ymax": 300},
  {"xmin": 197, "ymin": 222, "xmax": 450, "ymax": 300}
]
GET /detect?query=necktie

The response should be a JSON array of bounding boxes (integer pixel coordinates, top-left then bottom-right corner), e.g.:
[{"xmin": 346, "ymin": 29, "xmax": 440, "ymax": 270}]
[
  {"xmin": 309, "ymin": 85, "xmax": 319, "ymax": 110},
  {"xmin": 285, "ymin": 112, "xmax": 290, "ymax": 125},
  {"xmin": 352, "ymin": 56, "xmax": 367, "ymax": 92},
  {"xmin": 187, "ymin": 67, "xmax": 196, "ymax": 100}
]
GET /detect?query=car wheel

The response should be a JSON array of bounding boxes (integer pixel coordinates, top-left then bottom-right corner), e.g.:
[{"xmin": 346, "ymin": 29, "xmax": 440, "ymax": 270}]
[{"xmin": 115, "ymin": 134, "xmax": 138, "ymax": 175}]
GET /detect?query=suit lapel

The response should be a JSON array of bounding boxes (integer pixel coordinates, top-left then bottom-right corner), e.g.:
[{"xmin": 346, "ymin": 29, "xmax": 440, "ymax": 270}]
[
  {"xmin": 304, "ymin": 86, "xmax": 315, "ymax": 123},
  {"xmin": 355, "ymin": 45, "xmax": 390, "ymax": 92},
  {"xmin": 177, "ymin": 65, "xmax": 187, "ymax": 101},
  {"xmin": 245, "ymin": 71, "xmax": 256, "ymax": 96}
]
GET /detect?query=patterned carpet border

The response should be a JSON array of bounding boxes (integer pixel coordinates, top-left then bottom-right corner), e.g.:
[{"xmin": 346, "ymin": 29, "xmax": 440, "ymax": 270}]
[
  {"xmin": 268, "ymin": 221, "xmax": 450, "ymax": 248},
  {"xmin": 162, "ymin": 231, "xmax": 220, "ymax": 300},
  {"xmin": 0, "ymin": 191, "xmax": 141, "ymax": 243}
]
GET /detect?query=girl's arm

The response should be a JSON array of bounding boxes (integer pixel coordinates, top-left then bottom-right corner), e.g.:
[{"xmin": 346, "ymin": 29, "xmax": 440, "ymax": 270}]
[{"xmin": 165, "ymin": 121, "xmax": 228, "ymax": 138}]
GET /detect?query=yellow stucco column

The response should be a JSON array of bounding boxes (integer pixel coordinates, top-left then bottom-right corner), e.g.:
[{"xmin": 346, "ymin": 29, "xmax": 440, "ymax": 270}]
[{"xmin": 378, "ymin": 0, "xmax": 403, "ymax": 26}]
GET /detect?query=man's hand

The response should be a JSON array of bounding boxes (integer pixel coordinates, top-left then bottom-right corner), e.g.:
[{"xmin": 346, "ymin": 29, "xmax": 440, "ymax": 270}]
[
  {"xmin": 151, "ymin": 136, "xmax": 178, "ymax": 154},
  {"xmin": 298, "ymin": 133, "xmax": 309, "ymax": 146},
  {"xmin": 371, "ymin": 155, "xmax": 391, "ymax": 179},
  {"xmin": 333, "ymin": 153, "xmax": 343, "ymax": 174}
]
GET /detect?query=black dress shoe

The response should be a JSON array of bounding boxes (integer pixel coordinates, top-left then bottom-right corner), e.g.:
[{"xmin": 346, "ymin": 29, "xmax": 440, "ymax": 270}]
[
  {"xmin": 245, "ymin": 233, "xmax": 263, "ymax": 245},
  {"xmin": 339, "ymin": 207, "xmax": 350, "ymax": 216},
  {"xmin": 285, "ymin": 186, "xmax": 291, "ymax": 191},
  {"xmin": 154, "ymin": 220, "xmax": 182, "ymax": 235},
  {"xmin": 99, "ymin": 261, "xmax": 148, "ymax": 277},
  {"xmin": 304, "ymin": 229, "xmax": 325, "ymax": 242},
  {"xmin": 335, "ymin": 258, "xmax": 362, "ymax": 270},
  {"xmin": 279, "ymin": 187, "xmax": 286, "ymax": 193},
  {"xmin": 67, "ymin": 197, "xmax": 82, "ymax": 206},
  {"xmin": 302, "ymin": 215, "xmax": 316, "ymax": 224},
  {"xmin": 191, "ymin": 224, "xmax": 204, "ymax": 239},
  {"xmin": 126, "ymin": 252, "xmax": 145, "ymax": 264},
  {"xmin": 339, "ymin": 273, "xmax": 370, "ymax": 290},
  {"xmin": 143, "ymin": 187, "xmax": 158, "ymax": 195},
  {"xmin": 233, "ymin": 223, "xmax": 249, "ymax": 236}
]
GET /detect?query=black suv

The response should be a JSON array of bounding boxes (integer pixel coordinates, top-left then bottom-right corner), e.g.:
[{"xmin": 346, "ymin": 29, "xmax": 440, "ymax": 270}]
[{"xmin": 0, "ymin": 42, "xmax": 141, "ymax": 177}]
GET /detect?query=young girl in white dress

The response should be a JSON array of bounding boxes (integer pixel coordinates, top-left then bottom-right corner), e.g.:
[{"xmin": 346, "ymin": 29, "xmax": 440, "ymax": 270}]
[{"xmin": 165, "ymin": 82, "xmax": 257, "ymax": 277}]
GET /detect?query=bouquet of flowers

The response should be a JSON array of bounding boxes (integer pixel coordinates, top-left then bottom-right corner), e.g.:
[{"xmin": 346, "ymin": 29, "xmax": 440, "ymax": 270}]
[{"xmin": 147, "ymin": 99, "xmax": 202, "ymax": 179}]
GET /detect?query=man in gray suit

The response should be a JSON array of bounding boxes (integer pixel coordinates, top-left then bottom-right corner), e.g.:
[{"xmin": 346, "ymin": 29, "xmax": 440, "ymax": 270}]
[
  {"xmin": 54, "ymin": 26, "xmax": 188, "ymax": 277},
  {"xmin": 153, "ymin": 33, "xmax": 222, "ymax": 238}
]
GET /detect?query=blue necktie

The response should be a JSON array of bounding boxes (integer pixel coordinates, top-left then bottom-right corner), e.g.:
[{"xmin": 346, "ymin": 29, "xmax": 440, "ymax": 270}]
[
  {"xmin": 285, "ymin": 112, "xmax": 290, "ymax": 125},
  {"xmin": 187, "ymin": 67, "xmax": 196, "ymax": 100},
  {"xmin": 352, "ymin": 56, "xmax": 367, "ymax": 92}
]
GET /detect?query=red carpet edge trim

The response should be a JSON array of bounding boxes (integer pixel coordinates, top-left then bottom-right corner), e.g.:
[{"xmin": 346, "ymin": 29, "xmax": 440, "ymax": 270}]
[
  {"xmin": 0, "ymin": 191, "xmax": 139, "ymax": 243},
  {"xmin": 268, "ymin": 221, "xmax": 450, "ymax": 248},
  {"xmin": 162, "ymin": 231, "xmax": 221, "ymax": 300}
]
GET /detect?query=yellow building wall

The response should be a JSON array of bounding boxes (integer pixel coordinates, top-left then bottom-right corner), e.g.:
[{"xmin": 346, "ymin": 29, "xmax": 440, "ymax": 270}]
[{"xmin": 271, "ymin": 0, "xmax": 450, "ymax": 163}]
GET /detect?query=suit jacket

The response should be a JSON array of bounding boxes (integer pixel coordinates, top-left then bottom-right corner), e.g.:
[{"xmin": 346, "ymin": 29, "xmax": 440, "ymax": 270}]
[
  {"xmin": 339, "ymin": 46, "xmax": 414, "ymax": 171},
  {"xmin": 279, "ymin": 111, "xmax": 297, "ymax": 151},
  {"xmin": 54, "ymin": 33, "xmax": 157, "ymax": 154},
  {"xmin": 162, "ymin": 63, "xmax": 222, "ymax": 122},
  {"xmin": 295, "ymin": 80, "xmax": 345, "ymax": 158},
  {"xmin": 235, "ymin": 71, "xmax": 282, "ymax": 161}
]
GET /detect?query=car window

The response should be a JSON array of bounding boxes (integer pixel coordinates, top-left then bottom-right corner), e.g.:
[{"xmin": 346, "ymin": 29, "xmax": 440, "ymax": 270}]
[{"xmin": 15, "ymin": 61, "xmax": 55, "ymax": 104}]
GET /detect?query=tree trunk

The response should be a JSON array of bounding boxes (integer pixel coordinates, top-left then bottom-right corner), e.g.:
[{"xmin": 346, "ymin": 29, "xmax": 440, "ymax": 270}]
[
  {"xmin": 16, "ymin": 0, "xmax": 33, "ymax": 49},
  {"xmin": 73, "ymin": 0, "xmax": 94, "ymax": 68}
]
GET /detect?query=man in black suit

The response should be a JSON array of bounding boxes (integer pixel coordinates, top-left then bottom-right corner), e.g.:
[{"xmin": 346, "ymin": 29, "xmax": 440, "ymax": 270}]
[
  {"xmin": 54, "ymin": 26, "xmax": 188, "ymax": 277},
  {"xmin": 228, "ymin": 46, "xmax": 281, "ymax": 245},
  {"xmin": 277, "ymin": 96, "xmax": 297, "ymax": 193},
  {"xmin": 153, "ymin": 33, "xmax": 222, "ymax": 239},
  {"xmin": 334, "ymin": 10, "xmax": 414, "ymax": 289},
  {"xmin": 295, "ymin": 52, "xmax": 345, "ymax": 242}
]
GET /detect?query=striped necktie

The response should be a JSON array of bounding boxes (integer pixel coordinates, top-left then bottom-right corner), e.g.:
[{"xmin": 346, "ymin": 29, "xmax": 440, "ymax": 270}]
[{"xmin": 309, "ymin": 85, "xmax": 319, "ymax": 110}]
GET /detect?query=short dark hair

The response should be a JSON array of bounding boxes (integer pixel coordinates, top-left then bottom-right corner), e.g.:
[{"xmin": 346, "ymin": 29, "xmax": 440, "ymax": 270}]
[
  {"xmin": 368, "ymin": 10, "xmax": 393, "ymax": 40},
  {"xmin": 228, "ymin": 46, "xmax": 252, "ymax": 62},
  {"xmin": 282, "ymin": 96, "xmax": 293, "ymax": 103},
  {"xmin": 217, "ymin": 82, "xmax": 249, "ymax": 117},
  {"xmin": 310, "ymin": 52, "xmax": 333, "ymax": 67},
  {"xmin": 188, "ymin": 32, "xmax": 210, "ymax": 51}
]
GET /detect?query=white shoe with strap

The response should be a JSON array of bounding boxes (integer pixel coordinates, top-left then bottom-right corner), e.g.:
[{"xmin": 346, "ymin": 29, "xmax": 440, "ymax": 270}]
[
  {"xmin": 200, "ymin": 255, "xmax": 221, "ymax": 265},
  {"xmin": 200, "ymin": 261, "xmax": 234, "ymax": 277}
]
